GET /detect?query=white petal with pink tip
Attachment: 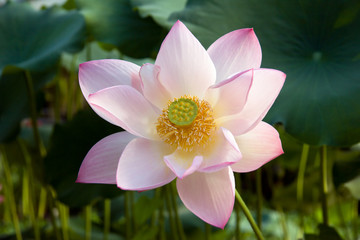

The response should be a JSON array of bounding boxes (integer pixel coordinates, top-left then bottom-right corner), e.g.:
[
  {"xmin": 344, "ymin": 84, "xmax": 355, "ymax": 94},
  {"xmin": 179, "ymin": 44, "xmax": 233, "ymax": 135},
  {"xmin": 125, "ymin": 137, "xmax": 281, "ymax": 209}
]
[
  {"xmin": 164, "ymin": 151, "xmax": 203, "ymax": 179},
  {"xmin": 198, "ymin": 128, "xmax": 242, "ymax": 173},
  {"xmin": 218, "ymin": 68, "xmax": 286, "ymax": 135},
  {"xmin": 76, "ymin": 131, "xmax": 136, "ymax": 184},
  {"xmin": 207, "ymin": 69, "xmax": 253, "ymax": 119},
  {"xmin": 79, "ymin": 60, "xmax": 142, "ymax": 126},
  {"xmin": 140, "ymin": 63, "xmax": 171, "ymax": 110},
  {"xmin": 117, "ymin": 138, "xmax": 176, "ymax": 191},
  {"xmin": 177, "ymin": 167, "xmax": 235, "ymax": 229},
  {"xmin": 79, "ymin": 59, "xmax": 141, "ymax": 100},
  {"xmin": 208, "ymin": 28, "xmax": 262, "ymax": 82},
  {"xmin": 231, "ymin": 121, "xmax": 283, "ymax": 173},
  {"xmin": 88, "ymin": 85, "xmax": 160, "ymax": 140},
  {"xmin": 155, "ymin": 21, "xmax": 216, "ymax": 99}
]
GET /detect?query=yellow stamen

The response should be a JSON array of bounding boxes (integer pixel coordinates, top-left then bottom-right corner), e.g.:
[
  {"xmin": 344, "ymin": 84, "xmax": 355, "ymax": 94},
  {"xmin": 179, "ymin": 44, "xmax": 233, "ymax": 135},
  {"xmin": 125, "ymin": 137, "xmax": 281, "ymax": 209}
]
[{"xmin": 156, "ymin": 96, "xmax": 216, "ymax": 152}]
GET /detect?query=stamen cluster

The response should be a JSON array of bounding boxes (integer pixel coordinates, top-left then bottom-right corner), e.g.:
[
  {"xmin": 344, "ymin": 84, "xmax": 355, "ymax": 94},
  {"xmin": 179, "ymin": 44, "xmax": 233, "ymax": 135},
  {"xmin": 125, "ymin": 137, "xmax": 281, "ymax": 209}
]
[{"xmin": 156, "ymin": 96, "xmax": 216, "ymax": 152}]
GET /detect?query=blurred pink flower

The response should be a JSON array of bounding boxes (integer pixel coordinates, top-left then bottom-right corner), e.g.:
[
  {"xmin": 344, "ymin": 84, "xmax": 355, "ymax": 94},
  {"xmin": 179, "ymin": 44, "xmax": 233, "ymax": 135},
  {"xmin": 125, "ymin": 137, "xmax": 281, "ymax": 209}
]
[{"xmin": 77, "ymin": 20, "xmax": 285, "ymax": 228}]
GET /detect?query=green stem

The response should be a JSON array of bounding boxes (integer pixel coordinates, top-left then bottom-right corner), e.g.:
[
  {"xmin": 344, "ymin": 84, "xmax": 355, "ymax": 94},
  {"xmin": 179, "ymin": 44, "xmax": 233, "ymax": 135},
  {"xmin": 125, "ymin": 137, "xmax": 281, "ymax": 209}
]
[
  {"xmin": 156, "ymin": 188, "xmax": 166, "ymax": 240},
  {"xmin": 38, "ymin": 187, "xmax": 47, "ymax": 219},
  {"xmin": 85, "ymin": 205, "xmax": 92, "ymax": 240},
  {"xmin": 159, "ymin": 204, "xmax": 166, "ymax": 240},
  {"xmin": 28, "ymin": 188, "xmax": 41, "ymax": 240},
  {"xmin": 124, "ymin": 192, "xmax": 132, "ymax": 240},
  {"xmin": 170, "ymin": 183, "xmax": 186, "ymax": 240},
  {"xmin": 296, "ymin": 143, "xmax": 310, "ymax": 231},
  {"xmin": 22, "ymin": 166, "xmax": 40, "ymax": 240},
  {"xmin": 86, "ymin": 41, "xmax": 92, "ymax": 61},
  {"xmin": 164, "ymin": 186, "xmax": 178, "ymax": 240},
  {"xmin": 54, "ymin": 66, "xmax": 62, "ymax": 124},
  {"xmin": 66, "ymin": 55, "xmax": 78, "ymax": 120},
  {"xmin": 151, "ymin": 188, "xmax": 160, "ymax": 227},
  {"xmin": 353, "ymin": 200, "xmax": 358, "ymax": 240},
  {"xmin": 320, "ymin": 145, "xmax": 328, "ymax": 226},
  {"xmin": 255, "ymin": 169, "xmax": 262, "ymax": 230},
  {"xmin": 59, "ymin": 202, "xmax": 69, "ymax": 240},
  {"xmin": 234, "ymin": 173, "xmax": 241, "ymax": 240},
  {"xmin": 205, "ymin": 223, "xmax": 211, "ymax": 240},
  {"xmin": 277, "ymin": 205, "xmax": 288, "ymax": 240},
  {"xmin": 18, "ymin": 140, "xmax": 40, "ymax": 240},
  {"xmin": 47, "ymin": 187, "xmax": 61, "ymax": 240},
  {"xmin": 297, "ymin": 144, "xmax": 310, "ymax": 201},
  {"xmin": 0, "ymin": 147, "xmax": 23, "ymax": 240},
  {"xmin": 104, "ymin": 199, "xmax": 111, "ymax": 240},
  {"xmin": 130, "ymin": 192, "xmax": 136, "ymax": 232},
  {"xmin": 24, "ymin": 70, "xmax": 45, "ymax": 158},
  {"xmin": 334, "ymin": 194, "xmax": 351, "ymax": 240},
  {"xmin": 234, "ymin": 203, "xmax": 241, "ymax": 240},
  {"xmin": 22, "ymin": 169, "xmax": 30, "ymax": 216},
  {"xmin": 2, "ymin": 189, "xmax": 12, "ymax": 222},
  {"xmin": 235, "ymin": 190, "xmax": 264, "ymax": 240}
]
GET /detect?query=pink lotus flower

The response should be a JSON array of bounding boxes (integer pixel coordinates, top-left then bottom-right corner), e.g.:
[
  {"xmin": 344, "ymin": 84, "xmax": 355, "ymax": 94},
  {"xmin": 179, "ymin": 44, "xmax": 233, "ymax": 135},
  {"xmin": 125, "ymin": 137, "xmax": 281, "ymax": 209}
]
[{"xmin": 77, "ymin": 20, "xmax": 285, "ymax": 228}]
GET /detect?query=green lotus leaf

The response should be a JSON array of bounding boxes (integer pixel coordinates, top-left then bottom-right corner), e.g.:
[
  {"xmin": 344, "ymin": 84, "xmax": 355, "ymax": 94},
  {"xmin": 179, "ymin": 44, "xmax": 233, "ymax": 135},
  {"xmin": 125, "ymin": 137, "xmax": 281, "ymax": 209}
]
[
  {"xmin": 130, "ymin": 0, "xmax": 186, "ymax": 28},
  {"xmin": 75, "ymin": 0, "xmax": 165, "ymax": 58},
  {"xmin": 0, "ymin": 68, "xmax": 55, "ymax": 142},
  {"xmin": 0, "ymin": 2, "xmax": 86, "ymax": 75},
  {"xmin": 171, "ymin": 0, "xmax": 360, "ymax": 146},
  {"xmin": 0, "ymin": 2, "xmax": 85, "ymax": 142}
]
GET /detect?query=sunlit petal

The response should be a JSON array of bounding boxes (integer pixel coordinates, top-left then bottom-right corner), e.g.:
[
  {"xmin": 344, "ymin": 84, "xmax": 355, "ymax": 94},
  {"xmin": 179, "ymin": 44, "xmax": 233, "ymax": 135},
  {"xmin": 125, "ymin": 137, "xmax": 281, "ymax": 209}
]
[
  {"xmin": 208, "ymin": 28, "xmax": 261, "ymax": 82},
  {"xmin": 88, "ymin": 85, "xmax": 160, "ymax": 139},
  {"xmin": 206, "ymin": 69, "xmax": 253, "ymax": 118},
  {"xmin": 218, "ymin": 68, "xmax": 286, "ymax": 135},
  {"xmin": 164, "ymin": 150, "xmax": 203, "ymax": 179},
  {"xmin": 117, "ymin": 138, "xmax": 176, "ymax": 191},
  {"xmin": 79, "ymin": 59, "xmax": 141, "ymax": 99},
  {"xmin": 76, "ymin": 131, "xmax": 136, "ymax": 184},
  {"xmin": 155, "ymin": 20, "xmax": 216, "ymax": 99},
  {"xmin": 198, "ymin": 128, "xmax": 242, "ymax": 172},
  {"xmin": 177, "ymin": 167, "xmax": 235, "ymax": 229},
  {"xmin": 140, "ymin": 63, "xmax": 171, "ymax": 110},
  {"xmin": 232, "ymin": 121, "xmax": 283, "ymax": 172}
]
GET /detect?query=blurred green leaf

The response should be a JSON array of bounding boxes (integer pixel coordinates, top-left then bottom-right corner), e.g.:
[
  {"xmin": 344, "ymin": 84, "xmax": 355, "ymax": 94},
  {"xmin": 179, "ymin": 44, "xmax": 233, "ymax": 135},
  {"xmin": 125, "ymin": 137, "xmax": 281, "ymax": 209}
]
[
  {"xmin": 318, "ymin": 224, "xmax": 343, "ymax": 240},
  {"xmin": 275, "ymin": 126, "xmax": 313, "ymax": 171},
  {"xmin": 63, "ymin": 0, "xmax": 76, "ymax": 10},
  {"xmin": 132, "ymin": 225, "xmax": 158, "ymax": 240},
  {"xmin": 0, "ymin": 68, "xmax": 55, "ymax": 142},
  {"xmin": 333, "ymin": 154, "xmax": 360, "ymax": 188},
  {"xmin": 304, "ymin": 234, "xmax": 319, "ymax": 240},
  {"xmin": 75, "ymin": 0, "xmax": 165, "ymax": 58},
  {"xmin": 29, "ymin": 0, "xmax": 67, "ymax": 10},
  {"xmin": 305, "ymin": 224, "xmax": 344, "ymax": 240},
  {"xmin": 172, "ymin": 0, "xmax": 360, "ymax": 146},
  {"xmin": 134, "ymin": 195, "xmax": 160, "ymax": 226},
  {"xmin": 45, "ymin": 109, "xmax": 122, "ymax": 208},
  {"xmin": 0, "ymin": 2, "xmax": 86, "ymax": 75},
  {"xmin": 19, "ymin": 119, "xmax": 54, "ymax": 150},
  {"xmin": 0, "ymin": 2, "xmax": 85, "ymax": 142},
  {"xmin": 68, "ymin": 216, "xmax": 123, "ymax": 240},
  {"xmin": 272, "ymin": 168, "xmax": 320, "ymax": 211},
  {"xmin": 61, "ymin": 42, "xmax": 155, "ymax": 73},
  {"xmin": 130, "ymin": 0, "xmax": 186, "ymax": 28},
  {"xmin": 344, "ymin": 176, "xmax": 360, "ymax": 199}
]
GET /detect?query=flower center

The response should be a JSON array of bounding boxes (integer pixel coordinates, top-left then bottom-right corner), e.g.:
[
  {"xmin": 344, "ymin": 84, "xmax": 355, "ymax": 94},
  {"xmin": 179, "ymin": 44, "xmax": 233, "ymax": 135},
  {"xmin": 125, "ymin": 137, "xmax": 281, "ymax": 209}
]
[
  {"xmin": 156, "ymin": 96, "xmax": 216, "ymax": 152},
  {"xmin": 168, "ymin": 98, "xmax": 198, "ymax": 126}
]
